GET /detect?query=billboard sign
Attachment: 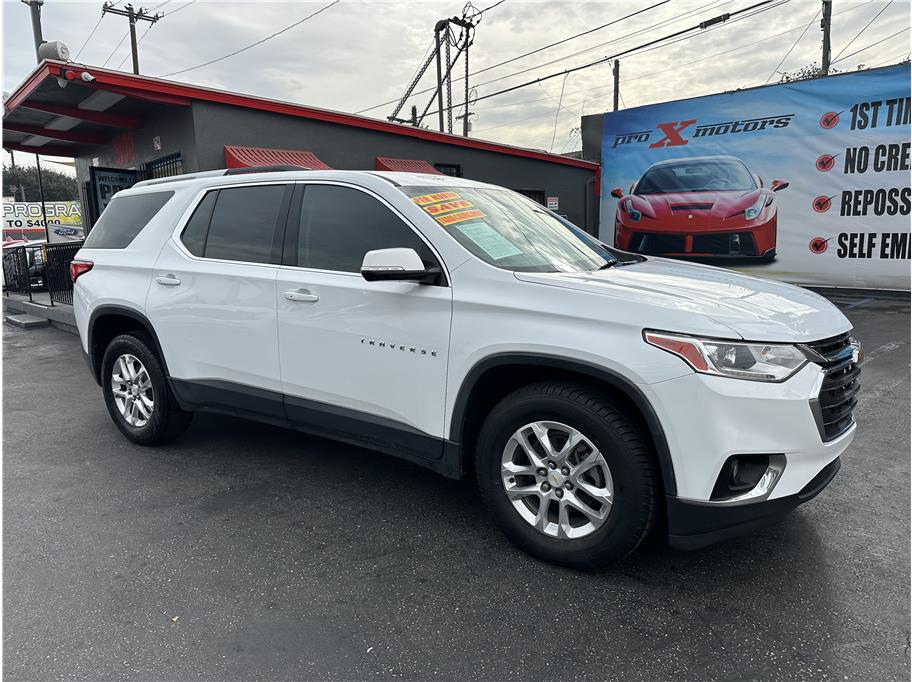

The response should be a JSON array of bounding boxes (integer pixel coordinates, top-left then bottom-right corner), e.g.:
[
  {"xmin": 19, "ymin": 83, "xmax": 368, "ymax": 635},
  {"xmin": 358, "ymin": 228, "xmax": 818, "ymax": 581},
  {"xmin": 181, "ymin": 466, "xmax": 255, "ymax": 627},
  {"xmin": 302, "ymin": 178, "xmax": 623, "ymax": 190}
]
[
  {"xmin": 599, "ymin": 64, "xmax": 910, "ymax": 290},
  {"xmin": 2, "ymin": 200, "xmax": 84, "ymax": 242}
]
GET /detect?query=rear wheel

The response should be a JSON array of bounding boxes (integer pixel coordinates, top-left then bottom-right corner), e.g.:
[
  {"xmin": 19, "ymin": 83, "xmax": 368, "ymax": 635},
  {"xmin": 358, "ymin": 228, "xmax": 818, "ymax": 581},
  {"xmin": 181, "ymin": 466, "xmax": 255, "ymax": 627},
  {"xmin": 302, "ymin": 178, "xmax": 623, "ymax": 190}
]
[
  {"xmin": 476, "ymin": 381, "xmax": 657, "ymax": 568},
  {"xmin": 101, "ymin": 333, "xmax": 192, "ymax": 445}
]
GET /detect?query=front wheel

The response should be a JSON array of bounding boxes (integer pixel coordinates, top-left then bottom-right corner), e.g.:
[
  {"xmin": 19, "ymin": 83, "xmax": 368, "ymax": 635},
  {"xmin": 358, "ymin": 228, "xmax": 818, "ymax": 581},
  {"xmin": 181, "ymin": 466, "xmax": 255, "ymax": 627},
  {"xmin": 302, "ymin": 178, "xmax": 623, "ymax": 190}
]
[
  {"xmin": 476, "ymin": 382, "xmax": 657, "ymax": 568},
  {"xmin": 101, "ymin": 333, "xmax": 192, "ymax": 445}
]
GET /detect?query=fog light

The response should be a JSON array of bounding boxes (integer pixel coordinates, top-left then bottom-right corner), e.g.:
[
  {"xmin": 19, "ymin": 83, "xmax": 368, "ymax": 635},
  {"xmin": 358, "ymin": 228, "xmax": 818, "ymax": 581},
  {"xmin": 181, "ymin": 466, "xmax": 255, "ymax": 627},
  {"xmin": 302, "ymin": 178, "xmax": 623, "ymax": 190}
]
[{"xmin": 711, "ymin": 455, "xmax": 772, "ymax": 500}]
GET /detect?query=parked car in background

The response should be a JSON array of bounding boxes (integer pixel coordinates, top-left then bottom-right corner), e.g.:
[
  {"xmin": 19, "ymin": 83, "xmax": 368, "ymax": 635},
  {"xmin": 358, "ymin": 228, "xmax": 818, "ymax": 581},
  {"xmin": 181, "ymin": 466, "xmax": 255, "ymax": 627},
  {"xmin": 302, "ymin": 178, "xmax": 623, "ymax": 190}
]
[
  {"xmin": 612, "ymin": 155, "xmax": 787, "ymax": 262},
  {"xmin": 2, "ymin": 239, "xmax": 47, "ymax": 290},
  {"xmin": 71, "ymin": 169, "xmax": 857, "ymax": 568}
]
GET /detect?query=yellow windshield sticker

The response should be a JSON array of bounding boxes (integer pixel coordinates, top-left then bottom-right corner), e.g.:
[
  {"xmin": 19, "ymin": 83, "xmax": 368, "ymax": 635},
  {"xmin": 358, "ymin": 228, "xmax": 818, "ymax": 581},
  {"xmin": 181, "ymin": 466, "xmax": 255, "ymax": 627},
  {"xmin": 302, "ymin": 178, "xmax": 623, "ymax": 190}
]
[
  {"xmin": 435, "ymin": 208, "xmax": 486, "ymax": 226},
  {"xmin": 411, "ymin": 191, "xmax": 460, "ymax": 206},
  {"xmin": 424, "ymin": 199, "xmax": 474, "ymax": 215}
]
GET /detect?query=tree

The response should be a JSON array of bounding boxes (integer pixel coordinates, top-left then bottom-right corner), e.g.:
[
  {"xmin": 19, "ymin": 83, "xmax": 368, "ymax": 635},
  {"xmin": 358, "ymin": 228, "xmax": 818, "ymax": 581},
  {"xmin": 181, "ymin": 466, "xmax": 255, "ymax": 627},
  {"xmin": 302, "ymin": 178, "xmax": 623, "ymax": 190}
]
[{"xmin": 2, "ymin": 163, "xmax": 79, "ymax": 201}]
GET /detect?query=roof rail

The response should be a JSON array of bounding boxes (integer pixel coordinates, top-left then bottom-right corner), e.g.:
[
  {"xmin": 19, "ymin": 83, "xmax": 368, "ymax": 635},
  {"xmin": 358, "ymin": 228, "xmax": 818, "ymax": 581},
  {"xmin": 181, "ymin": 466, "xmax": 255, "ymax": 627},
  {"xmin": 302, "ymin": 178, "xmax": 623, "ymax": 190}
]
[
  {"xmin": 224, "ymin": 164, "xmax": 314, "ymax": 175},
  {"xmin": 132, "ymin": 169, "xmax": 228, "ymax": 188}
]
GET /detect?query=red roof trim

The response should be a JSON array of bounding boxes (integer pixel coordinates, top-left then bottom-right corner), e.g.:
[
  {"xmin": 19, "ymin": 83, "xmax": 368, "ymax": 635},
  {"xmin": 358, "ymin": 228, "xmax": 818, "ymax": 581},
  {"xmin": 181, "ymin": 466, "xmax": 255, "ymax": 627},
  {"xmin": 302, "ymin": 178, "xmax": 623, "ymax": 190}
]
[
  {"xmin": 375, "ymin": 157, "xmax": 443, "ymax": 174},
  {"xmin": 18, "ymin": 101, "xmax": 143, "ymax": 128},
  {"xmin": 3, "ymin": 62, "xmax": 52, "ymax": 113},
  {"xmin": 5, "ymin": 123, "xmax": 108, "ymax": 145},
  {"xmin": 3, "ymin": 142, "xmax": 79, "ymax": 158},
  {"xmin": 224, "ymin": 145, "xmax": 333, "ymax": 169},
  {"xmin": 6, "ymin": 61, "xmax": 597, "ymax": 172}
]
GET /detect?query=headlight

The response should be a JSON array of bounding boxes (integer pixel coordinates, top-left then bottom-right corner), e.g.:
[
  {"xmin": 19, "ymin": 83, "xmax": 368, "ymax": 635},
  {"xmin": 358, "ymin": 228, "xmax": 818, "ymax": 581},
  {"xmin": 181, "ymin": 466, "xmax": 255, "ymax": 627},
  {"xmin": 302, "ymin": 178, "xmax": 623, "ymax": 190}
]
[
  {"xmin": 743, "ymin": 194, "xmax": 770, "ymax": 221},
  {"xmin": 644, "ymin": 331, "xmax": 808, "ymax": 382},
  {"xmin": 624, "ymin": 198, "xmax": 642, "ymax": 221}
]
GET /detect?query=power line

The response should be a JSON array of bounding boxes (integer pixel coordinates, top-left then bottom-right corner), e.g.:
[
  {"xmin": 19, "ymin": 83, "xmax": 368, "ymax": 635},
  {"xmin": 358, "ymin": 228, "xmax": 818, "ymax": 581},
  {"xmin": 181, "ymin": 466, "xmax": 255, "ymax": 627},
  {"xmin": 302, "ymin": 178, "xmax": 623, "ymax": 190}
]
[
  {"xmin": 162, "ymin": 0, "xmax": 340, "ymax": 77},
  {"xmin": 477, "ymin": 0, "xmax": 507, "ymax": 16},
  {"xmin": 548, "ymin": 74, "xmax": 569, "ymax": 152},
  {"xmin": 426, "ymin": 0, "xmax": 783, "ymax": 119},
  {"xmin": 764, "ymin": 6, "xmax": 820, "ymax": 83},
  {"xmin": 485, "ymin": 4, "xmax": 804, "ymax": 120},
  {"xmin": 473, "ymin": 0, "xmax": 870, "ymax": 136},
  {"xmin": 101, "ymin": 29, "xmax": 130, "ymax": 68},
  {"xmin": 74, "ymin": 14, "xmax": 105, "ymax": 61},
  {"xmin": 832, "ymin": 25, "xmax": 911, "ymax": 65},
  {"xmin": 871, "ymin": 49, "xmax": 911, "ymax": 67},
  {"xmin": 833, "ymin": 0, "xmax": 893, "ymax": 61},
  {"xmin": 355, "ymin": 0, "xmax": 675, "ymax": 114},
  {"xmin": 164, "ymin": 0, "xmax": 197, "ymax": 16}
]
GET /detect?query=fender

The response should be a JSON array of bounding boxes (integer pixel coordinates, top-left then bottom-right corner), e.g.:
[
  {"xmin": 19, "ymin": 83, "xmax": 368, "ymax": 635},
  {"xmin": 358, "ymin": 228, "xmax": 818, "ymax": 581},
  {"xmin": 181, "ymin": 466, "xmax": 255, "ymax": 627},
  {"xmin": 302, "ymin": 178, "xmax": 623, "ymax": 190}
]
[
  {"xmin": 86, "ymin": 305, "xmax": 171, "ymax": 386},
  {"xmin": 449, "ymin": 353, "xmax": 678, "ymax": 496}
]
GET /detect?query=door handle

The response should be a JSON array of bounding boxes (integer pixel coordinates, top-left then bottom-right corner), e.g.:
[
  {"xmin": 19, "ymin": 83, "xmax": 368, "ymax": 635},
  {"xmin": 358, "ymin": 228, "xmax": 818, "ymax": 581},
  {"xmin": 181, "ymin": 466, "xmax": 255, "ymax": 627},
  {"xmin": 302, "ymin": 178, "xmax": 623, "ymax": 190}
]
[
  {"xmin": 155, "ymin": 274, "xmax": 181, "ymax": 286},
  {"xmin": 283, "ymin": 289, "xmax": 319, "ymax": 302}
]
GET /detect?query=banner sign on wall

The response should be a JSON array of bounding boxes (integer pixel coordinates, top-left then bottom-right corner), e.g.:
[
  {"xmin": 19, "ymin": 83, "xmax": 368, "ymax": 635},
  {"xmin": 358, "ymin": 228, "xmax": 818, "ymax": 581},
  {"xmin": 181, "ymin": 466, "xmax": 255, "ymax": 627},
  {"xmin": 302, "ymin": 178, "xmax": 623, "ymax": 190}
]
[
  {"xmin": 2, "ymin": 201, "xmax": 84, "ymax": 242},
  {"xmin": 599, "ymin": 64, "xmax": 910, "ymax": 290},
  {"xmin": 90, "ymin": 166, "xmax": 138, "ymax": 217}
]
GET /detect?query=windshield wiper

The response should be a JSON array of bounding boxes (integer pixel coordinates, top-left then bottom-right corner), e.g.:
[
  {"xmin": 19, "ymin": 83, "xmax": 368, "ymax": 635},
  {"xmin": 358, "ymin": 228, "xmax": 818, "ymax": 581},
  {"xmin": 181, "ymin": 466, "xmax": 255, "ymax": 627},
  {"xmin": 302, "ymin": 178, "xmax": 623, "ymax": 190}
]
[{"xmin": 595, "ymin": 259, "xmax": 620, "ymax": 270}]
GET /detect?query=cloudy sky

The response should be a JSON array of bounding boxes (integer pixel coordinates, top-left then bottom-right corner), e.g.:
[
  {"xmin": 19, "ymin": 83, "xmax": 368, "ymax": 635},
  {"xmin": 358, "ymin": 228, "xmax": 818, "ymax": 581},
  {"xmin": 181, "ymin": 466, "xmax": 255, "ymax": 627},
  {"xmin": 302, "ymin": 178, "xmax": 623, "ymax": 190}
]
[{"xmin": 2, "ymin": 0, "xmax": 910, "ymax": 171}]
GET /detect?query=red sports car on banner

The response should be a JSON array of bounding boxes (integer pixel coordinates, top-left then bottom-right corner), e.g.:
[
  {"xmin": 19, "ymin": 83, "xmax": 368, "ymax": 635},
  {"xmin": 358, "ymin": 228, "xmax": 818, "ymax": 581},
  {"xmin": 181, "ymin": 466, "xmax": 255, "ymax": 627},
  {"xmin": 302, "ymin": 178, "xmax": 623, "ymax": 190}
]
[{"xmin": 611, "ymin": 155, "xmax": 787, "ymax": 262}]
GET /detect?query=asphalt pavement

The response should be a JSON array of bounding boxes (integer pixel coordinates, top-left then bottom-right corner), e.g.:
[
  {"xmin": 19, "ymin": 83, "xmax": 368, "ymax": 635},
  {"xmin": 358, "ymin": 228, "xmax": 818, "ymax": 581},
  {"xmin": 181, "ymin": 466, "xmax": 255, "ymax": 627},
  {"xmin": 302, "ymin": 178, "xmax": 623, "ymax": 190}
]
[{"xmin": 3, "ymin": 294, "xmax": 910, "ymax": 681}]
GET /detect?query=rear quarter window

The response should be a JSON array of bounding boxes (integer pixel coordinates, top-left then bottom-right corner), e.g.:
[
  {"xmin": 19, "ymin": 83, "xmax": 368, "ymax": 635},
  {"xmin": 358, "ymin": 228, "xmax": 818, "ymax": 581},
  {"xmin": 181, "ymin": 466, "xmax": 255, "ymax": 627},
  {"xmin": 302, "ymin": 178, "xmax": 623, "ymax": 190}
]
[{"xmin": 82, "ymin": 191, "xmax": 174, "ymax": 249}]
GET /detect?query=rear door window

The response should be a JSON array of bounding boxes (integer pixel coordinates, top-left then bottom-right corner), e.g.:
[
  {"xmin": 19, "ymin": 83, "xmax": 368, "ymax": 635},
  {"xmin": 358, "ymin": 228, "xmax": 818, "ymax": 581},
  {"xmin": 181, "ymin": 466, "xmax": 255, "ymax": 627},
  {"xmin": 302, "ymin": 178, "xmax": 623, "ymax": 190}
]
[
  {"xmin": 83, "ymin": 191, "xmax": 174, "ymax": 249},
  {"xmin": 186, "ymin": 184, "xmax": 287, "ymax": 264}
]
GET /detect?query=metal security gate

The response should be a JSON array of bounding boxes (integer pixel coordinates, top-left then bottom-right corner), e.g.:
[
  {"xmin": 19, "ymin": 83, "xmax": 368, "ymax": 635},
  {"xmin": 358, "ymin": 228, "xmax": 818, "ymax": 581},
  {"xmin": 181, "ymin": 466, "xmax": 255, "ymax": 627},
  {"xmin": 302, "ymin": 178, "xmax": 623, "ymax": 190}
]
[{"xmin": 45, "ymin": 241, "xmax": 84, "ymax": 306}]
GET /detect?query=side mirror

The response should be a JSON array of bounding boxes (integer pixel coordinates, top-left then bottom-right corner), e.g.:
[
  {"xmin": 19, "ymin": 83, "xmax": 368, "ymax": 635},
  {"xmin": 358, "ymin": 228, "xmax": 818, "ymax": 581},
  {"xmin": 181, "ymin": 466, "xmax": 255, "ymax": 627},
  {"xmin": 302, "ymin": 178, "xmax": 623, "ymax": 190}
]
[
  {"xmin": 771, "ymin": 179, "xmax": 789, "ymax": 192},
  {"xmin": 610, "ymin": 188, "xmax": 624, "ymax": 199},
  {"xmin": 361, "ymin": 248, "xmax": 439, "ymax": 284}
]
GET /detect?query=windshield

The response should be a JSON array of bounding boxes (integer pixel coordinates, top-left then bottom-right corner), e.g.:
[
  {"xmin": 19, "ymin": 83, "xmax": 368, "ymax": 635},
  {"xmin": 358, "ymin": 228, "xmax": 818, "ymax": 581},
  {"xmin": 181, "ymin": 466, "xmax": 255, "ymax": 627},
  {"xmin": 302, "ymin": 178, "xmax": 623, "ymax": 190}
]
[
  {"xmin": 634, "ymin": 159, "xmax": 756, "ymax": 194},
  {"xmin": 400, "ymin": 186, "xmax": 615, "ymax": 273}
]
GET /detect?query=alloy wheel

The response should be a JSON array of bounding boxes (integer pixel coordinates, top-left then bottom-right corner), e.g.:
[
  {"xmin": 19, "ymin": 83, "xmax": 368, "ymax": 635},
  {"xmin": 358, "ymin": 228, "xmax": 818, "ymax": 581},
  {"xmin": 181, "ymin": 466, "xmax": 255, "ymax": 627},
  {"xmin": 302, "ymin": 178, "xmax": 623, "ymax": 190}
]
[
  {"xmin": 111, "ymin": 353, "xmax": 154, "ymax": 428},
  {"xmin": 501, "ymin": 420, "xmax": 614, "ymax": 539}
]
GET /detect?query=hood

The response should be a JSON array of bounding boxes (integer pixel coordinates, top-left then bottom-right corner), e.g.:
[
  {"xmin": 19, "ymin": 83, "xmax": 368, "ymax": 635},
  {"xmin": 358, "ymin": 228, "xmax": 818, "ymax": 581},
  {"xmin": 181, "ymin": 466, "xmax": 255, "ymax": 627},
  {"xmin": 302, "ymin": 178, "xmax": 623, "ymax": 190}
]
[
  {"xmin": 514, "ymin": 258, "xmax": 850, "ymax": 342},
  {"xmin": 632, "ymin": 190, "xmax": 761, "ymax": 221}
]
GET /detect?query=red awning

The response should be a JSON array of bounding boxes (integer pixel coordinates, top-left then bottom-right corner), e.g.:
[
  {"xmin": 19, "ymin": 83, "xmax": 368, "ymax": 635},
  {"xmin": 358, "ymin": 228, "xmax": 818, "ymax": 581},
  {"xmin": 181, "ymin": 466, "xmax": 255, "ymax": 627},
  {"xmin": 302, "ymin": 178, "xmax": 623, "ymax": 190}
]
[
  {"xmin": 375, "ymin": 157, "xmax": 443, "ymax": 174},
  {"xmin": 224, "ymin": 145, "xmax": 332, "ymax": 169}
]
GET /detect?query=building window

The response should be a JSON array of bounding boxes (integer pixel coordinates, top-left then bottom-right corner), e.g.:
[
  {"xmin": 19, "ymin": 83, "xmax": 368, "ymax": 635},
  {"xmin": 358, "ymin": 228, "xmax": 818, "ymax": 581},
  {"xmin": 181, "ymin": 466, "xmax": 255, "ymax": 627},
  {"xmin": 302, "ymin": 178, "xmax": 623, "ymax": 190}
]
[{"xmin": 434, "ymin": 163, "xmax": 463, "ymax": 177}]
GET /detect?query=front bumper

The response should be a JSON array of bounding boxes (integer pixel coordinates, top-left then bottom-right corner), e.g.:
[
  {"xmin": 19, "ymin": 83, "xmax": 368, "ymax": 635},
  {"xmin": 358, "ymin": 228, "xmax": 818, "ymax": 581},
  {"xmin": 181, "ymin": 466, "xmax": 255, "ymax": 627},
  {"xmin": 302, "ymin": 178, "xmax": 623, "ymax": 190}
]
[
  {"xmin": 642, "ymin": 358, "xmax": 855, "ymax": 549},
  {"xmin": 667, "ymin": 457, "xmax": 840, "ymax": 549},
  {"xmin": 645, "ymin": 361, "xmax": 855, "ymax": 501},
  {"xmin": 615, "ymin": 215, "xmax": 777, "ymax": 259}
]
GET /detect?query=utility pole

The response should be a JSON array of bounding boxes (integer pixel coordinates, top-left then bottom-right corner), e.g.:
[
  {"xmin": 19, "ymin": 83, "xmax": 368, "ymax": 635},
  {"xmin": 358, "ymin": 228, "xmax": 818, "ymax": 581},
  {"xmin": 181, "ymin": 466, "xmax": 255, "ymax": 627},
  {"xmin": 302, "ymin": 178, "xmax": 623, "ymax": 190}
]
[
  {"xmin": 20, "ymin": 0, "xmax": 44, "ymax": 63},
  {"xmin": 102, "ymin": 3, "xmax": 162, "ymax": 74},
  {"xmin": 35, "ymin": 155, "xmax": 50, "ymax": 244},
  {"xmin": 455, "ymin": 111, "xmax": 475, "ymax": 135},
  {"xmin": 434, "ymin": 20, "xmax": 447, "ymax": 133},
  {"xmin": 821, "ymin": 0, "xmax": 833, "ymax": 75},
  {"xmin": 612, "ymin": 60, "xmax": 620, "ymax": 112}
]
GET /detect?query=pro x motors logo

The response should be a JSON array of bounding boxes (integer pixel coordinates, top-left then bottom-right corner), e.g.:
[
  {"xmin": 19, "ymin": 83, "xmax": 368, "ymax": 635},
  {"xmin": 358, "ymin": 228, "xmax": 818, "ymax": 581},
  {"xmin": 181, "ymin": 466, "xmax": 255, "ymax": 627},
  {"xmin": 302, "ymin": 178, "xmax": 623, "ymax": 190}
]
[{"xmin": 612, "ymin": 114, "xmax": 795, "ymax": 148}]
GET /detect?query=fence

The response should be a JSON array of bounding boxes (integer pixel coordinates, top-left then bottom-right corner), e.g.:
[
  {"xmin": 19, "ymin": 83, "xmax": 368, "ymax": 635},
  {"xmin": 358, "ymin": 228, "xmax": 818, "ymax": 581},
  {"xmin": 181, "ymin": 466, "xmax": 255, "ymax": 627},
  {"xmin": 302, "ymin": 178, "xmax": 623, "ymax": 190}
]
[
  {"xmin": 2, "ymin": 245, "xmax": 34, "ymax": 300},
  {"xmin": 2, "ymin": 240, "xmax": 84, "ymax": 306},
  {"xmin": 44, "ymin": 241, "xmax": 84, "ymax": 305}
]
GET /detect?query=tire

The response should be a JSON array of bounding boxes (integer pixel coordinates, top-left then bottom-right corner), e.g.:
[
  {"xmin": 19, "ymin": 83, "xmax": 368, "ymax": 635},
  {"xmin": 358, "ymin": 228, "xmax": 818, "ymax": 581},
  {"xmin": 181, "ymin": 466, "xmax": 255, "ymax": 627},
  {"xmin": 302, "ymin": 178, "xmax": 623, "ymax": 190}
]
[
  {"xmin": 101, "ymin": 332, "xmax": 192, "ymax": 445},
  {"xmin": 759, "ymin": 249, "xmax": 777, "ymax": 263},
  {"xmin": 476, "ymin": 381, "xmax": 657, "ymax": 569}
]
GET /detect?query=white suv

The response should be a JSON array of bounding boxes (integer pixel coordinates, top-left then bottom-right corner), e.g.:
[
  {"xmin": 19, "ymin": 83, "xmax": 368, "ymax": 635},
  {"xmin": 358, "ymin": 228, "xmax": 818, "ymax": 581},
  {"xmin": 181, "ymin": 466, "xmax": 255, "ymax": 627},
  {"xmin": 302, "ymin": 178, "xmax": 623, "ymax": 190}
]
[{"xmin": 71, "ymin": 169, "xmax": 860, "ymax": 567}]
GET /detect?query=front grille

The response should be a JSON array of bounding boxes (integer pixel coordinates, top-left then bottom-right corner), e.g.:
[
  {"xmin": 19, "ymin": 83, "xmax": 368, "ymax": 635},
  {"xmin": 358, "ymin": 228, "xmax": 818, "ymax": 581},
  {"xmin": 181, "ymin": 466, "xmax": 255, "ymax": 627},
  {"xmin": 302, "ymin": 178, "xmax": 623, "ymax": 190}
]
[
  {"xmin": 631, "ymin": 232, "xmax": 684, "ymax": 254},
  {"xmin": 806, "ymin": 332, "xmax": 860, "ymax": 441},
  {"xmin": 692, "ymin": 231, "xmax": 757, "ymax": 255}
]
